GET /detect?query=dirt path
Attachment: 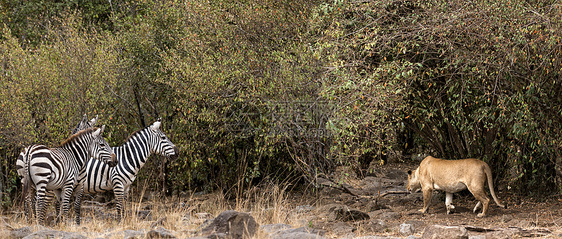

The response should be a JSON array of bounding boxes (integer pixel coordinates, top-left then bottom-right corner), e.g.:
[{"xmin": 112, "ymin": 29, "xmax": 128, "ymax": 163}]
[{"xmin": 302, "ymin": 162, "xmax": 562, "ymax": 238}]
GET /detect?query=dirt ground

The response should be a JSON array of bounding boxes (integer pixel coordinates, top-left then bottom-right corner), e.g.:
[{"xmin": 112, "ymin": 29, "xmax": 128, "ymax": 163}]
[
  {"xmin": 4, "ymin": 162, "xmax": 562, "ymax": 238},
  {"xmin": 300, "ymin": 162, "xmax": 562, "ymax": 238}
]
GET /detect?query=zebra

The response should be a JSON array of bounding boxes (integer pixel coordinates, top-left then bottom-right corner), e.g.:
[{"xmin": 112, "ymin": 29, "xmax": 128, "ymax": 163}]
[
  {"xmin": 16, "ymin": 114, "xmax": 99, "ymax": 221},
  {"xmin": 21, "ymin": 126, "xmax": 117, "ymax": 225},
  {"xmin": 73, "ymin": 119, "xmax": 178, "ymax": 224}
]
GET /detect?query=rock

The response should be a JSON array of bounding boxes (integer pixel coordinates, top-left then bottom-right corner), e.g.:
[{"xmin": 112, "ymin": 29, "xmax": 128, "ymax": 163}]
[
  {"xmin": 271, "ymin": 227, "xmax": 326, "ymax": 239},
  {"xmin": 146, "ymin": 227, "xmax": 176, "ymax": 239},
  {"xmin": 500, "ymin": 214, "xmax": 513, "ymax": 223},
  {"xmin": 370, "ymin": 209, "xmax": 401, "ymax": 220},
  {"xmin": 315, "ymin": 204, "xmax": 369, "ymax": 222},
  {"xmin": 272, "ymin": 231, "xmax": 325, "ymax": 239},
  {"xmin": 122, "ymin": 230, "xmax": 147, "ymax": 239},
  {"xmin": 402, "ymin": 220, "xmax": 425, "ymax": 234},
  {"xmin": 200, "ymin": 210, "xmax": 258, "ymax": 239},
  {"xmin": 22, "ymin": 230, "xmax": 87, "ymax": 239},
  {"xmin": 295, "ymin": 205, "xmax": 315, "ymax": 214},
  {"xmin": 365, "ymin": 219, "xmax": 387, "ymax": 233},
  {"xmin": 422, "ymin": 225, "xmax": 468, "ymax": 239},
  {"xmin": 151, "ymin": 217, "xmax": 167, "ymax": 228},
  {"xmin": 10, "ymin": 227, "xmax": 32, "ymax": 239},
  {"xmin": 100, "ymin": 230, "xmax": 146, "ymax": 239},
  {"xmin": 260, "ymin": 224, "xmax": 292, "ymax": 234},
  {"xmin": 400, "ymin": 223, "xmax": 415, "ymax": 236},
  {"xmin": 330, "ymin": 222, "xmax": 354, "ymax": 237},
  {"xmin": 468, "ymin": 235, "xmax": 487, "ymax": 239},
  {"xmin": 353, "ymin": 236, "xmax": 400, "ymax": 239},
  {"xmin": 365, "ymin": 200, "xmax": 389, "ymax": 212}
]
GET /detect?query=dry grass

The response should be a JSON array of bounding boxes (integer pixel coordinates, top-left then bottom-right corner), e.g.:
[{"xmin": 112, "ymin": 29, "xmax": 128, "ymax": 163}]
[{"xmin": 0, "ymin": 182, "xmax": 314, "ymax": 239}]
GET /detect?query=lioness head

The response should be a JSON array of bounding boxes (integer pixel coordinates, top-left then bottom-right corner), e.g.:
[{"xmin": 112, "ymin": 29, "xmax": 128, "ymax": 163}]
[{"xmin": 407, "ymin": 168, "xmax": 421, "ymax": 193}]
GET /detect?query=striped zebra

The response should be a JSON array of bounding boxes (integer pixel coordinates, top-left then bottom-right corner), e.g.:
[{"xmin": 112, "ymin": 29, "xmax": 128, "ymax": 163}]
[
  {"xmin": 17, "ymin": 114, "xmax": 99, "ymax": 221},
  {"xmin": 21, "ymin": 126, "xmax": 117, "ymax": 225},
  {"xmin": 74, "ymin": 119, "xmax": 178, "ymax": 224}
]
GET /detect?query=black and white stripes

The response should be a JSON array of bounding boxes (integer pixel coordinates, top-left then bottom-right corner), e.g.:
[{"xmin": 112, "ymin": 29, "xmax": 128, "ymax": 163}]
[
  {"xmin": 21, "ymin": 126, "xmax": 117, "ymax": 225},
  {"xmin": 74, "ymin": 119, "xmax": 178, "ymax": 224}
]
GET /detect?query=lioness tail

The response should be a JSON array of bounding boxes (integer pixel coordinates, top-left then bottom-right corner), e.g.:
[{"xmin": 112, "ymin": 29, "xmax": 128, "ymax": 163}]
[{"xmin": 484, "ymin": 163, "xmax": 506, "ymax": 209}]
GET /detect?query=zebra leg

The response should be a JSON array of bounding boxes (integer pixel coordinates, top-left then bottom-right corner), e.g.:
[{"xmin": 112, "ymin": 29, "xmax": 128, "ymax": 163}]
[
  {"xmin": 114, "ymin": 184, "xmax": 127, "ymax": 222},
  {"xmin": 42, "ymin": 190, "xmax": 58, "ymax": 219},
  {"xmin": 74, "ymin": 187, "xmax": 84, "ymax": 225},
  {"xmin": 56, "ymin": 185, "xmax": 74, "ymax": 224},
  {"xmin": 34, "ymin": 184, "xmax": 49, "ymax": 225}
]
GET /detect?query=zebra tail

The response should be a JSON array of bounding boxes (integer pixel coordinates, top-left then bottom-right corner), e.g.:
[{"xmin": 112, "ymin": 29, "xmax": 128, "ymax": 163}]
[{"xmin": 20, "ymin": 149, "xmax": 31, "ymax": 206}]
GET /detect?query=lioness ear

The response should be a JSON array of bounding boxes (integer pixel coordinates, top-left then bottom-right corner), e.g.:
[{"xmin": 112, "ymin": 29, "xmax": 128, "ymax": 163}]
[{"xmin": 407, "ymin": 170, "xmax": 412, "ymax": 175}]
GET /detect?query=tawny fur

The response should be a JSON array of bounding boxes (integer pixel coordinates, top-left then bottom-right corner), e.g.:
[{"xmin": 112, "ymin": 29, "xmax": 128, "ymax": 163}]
[{"xmin": 407, "ymin": 156, "xmax": 505, "ymax": 217}]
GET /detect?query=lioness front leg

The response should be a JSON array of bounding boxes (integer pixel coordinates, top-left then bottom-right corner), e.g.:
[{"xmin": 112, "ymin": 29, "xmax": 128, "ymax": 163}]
[
  {"xmin": 420, "ymin": 188, "xmax": 433, "ymax": 213},
  {"xmin": 445, "ymin": 192, "xmax": 455, "ymax": 214}
]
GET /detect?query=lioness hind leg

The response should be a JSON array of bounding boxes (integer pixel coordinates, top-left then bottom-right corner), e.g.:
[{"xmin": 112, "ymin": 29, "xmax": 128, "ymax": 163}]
[
  {"xmin": 470, "ymin": 190, "xmax": 490, "ymax": 217},
  {"xmin": 473, "ymin": 201, "xmax": 482, "ymax": 213},
  {"xmin": 445, "ymin": 192, "xmax": 455, "ymax": 214}
]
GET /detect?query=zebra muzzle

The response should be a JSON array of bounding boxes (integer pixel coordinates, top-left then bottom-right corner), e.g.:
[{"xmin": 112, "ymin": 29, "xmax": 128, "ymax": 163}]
[{"xmin": 108, "ymin": 153, "xmax": 118, "ymax": 167}]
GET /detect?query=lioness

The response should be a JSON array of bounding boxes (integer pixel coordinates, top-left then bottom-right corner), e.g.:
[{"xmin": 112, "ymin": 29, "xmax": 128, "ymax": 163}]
[{"xmin": 407, "ymin": 156, "xmax": 505, "ymax": 217}]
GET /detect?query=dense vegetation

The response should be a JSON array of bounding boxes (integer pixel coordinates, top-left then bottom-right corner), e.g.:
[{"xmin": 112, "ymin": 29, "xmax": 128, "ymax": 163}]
[{"xmin": 0, "ymin": 0, "xmax": 561, "ymax": 207}]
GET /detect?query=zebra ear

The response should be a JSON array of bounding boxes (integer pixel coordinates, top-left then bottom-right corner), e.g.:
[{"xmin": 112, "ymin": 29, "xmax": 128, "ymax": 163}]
[
  {"xmin": 93, "ymin": 125, "xmax": 105, "ymax": 137},
  {"xmin": 90, "ymin": 115, "xmax": 98, "ymax": 126},
  {"xmin": 81, "ymin": 114, "xmax": 88, "ymax": 123},
  {"xmin": 152, "ymin": 121, "xmax": 161, "ymax": 130}
]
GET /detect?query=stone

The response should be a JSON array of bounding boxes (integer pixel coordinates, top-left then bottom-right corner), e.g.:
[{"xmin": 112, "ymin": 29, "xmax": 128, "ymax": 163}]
[
  {"xmin": 271, "ymin": 227, "xmax": 327, "ymax": 239},
  {"xmin": 400, "ymin": 223, "xmax": 415, "ymax": 236},
  {"xmin": 260, "ymin": 224, "xmax": 292, "ymax": 234},
  {"xmin": 22, "ymin": 230, "xmax": 87, "ymax": 239},
  {"xmin": 200, "ymin": 210, "xmax": 258, "ymax": 239},
  {"xmin": 366, "ymin": 219, "xmax": 387, "ymax": 233},
  {"xmin": 422, "ymin": 225, "xmax": 468, "ymax": 239},
  {"xmin": 146, "ymin": 227, "xmax": 176, "ymax": 239},
  {"xmin": 10, "ymin": 227, "xmax": 32, "ymax": 239}
]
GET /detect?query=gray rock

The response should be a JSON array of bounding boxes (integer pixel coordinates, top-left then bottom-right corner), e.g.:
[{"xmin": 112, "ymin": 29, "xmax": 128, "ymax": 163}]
[
  {"xmin": 400, "ymin": 223, "xmax": 415, "ymax": 236},
  {"xmin": 271, "ymin": 227, "xmax": 326, "ymax": 239},
  {"xmin": 468, "ymin": 236, "xmax": 487, "ymax": 239},
  {"xmin": 370, "ymin": 209, "xmax": 401, "ymax": 220},
  {"xmin": 200, "ymin": 210, "xmax": 258, "ymax": 239},
  {"xmin": 10, "ymin": 227, "xmax": 32, "ymax": 239},
  {"xmin": 365, "ymin": 219, "xmax": 387, "ymax": 233},
  {"xmin": 147, "ymin": 227, "xmax": 176, "ymax": 239},
  {"xmin": 271, "ymin": 231, "xmax": 325, "ymax": 239},
  {"xmin": 122, "ymin": 230, "xmax": 147, "ymax": 239},
  {"xmin": 295, "ymin": 205, "xmax": 315, "ymax": 214},
  {"xmin": 352, "ymin": 236, "xmax": 401, "ymax": 239},
  {"xmin": 422, "ymin": 225, "xmax": 468, "ymax": 239},
  {"xmin": 260, "ymin": 223, "xmax": 292, "ymax": 234},
  {"xmin": 330, "ymin": 222, "xmax": 354, "ymax": 237},
  {"xmin": 22, "ymin": 230, "xmax": 87, "ymax": 239},
  {"xmin": 99, "ymin": 229, "xmax": 146, "ymax": 239}
]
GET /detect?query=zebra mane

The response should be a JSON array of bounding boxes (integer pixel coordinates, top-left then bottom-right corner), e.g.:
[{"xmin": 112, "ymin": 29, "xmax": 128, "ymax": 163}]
[
  {"xmin": 61, "ymin": 127, "xmax": 99, "ymax": 146},
  {"xmin": 123, "ymin": 126, "xmax": 150, "ymax": 143}
]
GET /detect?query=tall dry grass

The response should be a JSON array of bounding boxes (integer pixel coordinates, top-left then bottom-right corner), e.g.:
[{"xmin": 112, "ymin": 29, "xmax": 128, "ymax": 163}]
[{"xmin": 1, "ymin": 181, "xmax": 313, "ymax": 238}]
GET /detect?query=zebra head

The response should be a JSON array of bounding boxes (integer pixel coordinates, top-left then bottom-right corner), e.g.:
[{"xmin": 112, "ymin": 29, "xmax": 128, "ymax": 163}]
[
  {"xmin": 72, "ymin": 114, "xmax": 98, "ymax": 135},
  {"xmin": 148, "ymin": 119, "xmax": 179, "ymax": 160},
  {"xmin": 90, "ymin": 125, "xmax": 118, "ymax": 167}
]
